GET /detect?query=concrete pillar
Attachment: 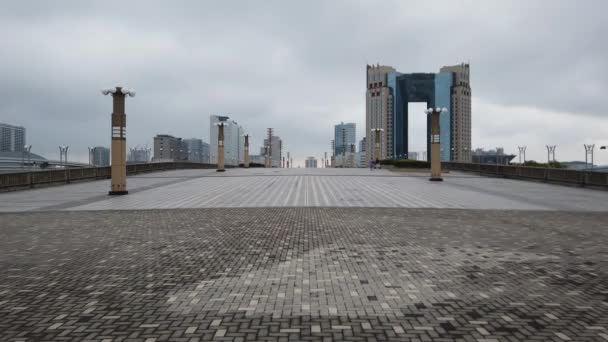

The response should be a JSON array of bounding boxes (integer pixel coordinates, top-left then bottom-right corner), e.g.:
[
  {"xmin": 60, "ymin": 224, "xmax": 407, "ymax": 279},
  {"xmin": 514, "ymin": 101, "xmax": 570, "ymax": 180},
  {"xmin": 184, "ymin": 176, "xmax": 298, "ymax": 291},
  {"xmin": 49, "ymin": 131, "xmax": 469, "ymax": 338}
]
[
  {"xmin": 217, "ymin": 123, "xmax": 225, "ymax": 172},
  {"xmin": 103, "ymin": 86, "xmax": 134, "ymax": 195},
  {"xmin": 244, "ymin": 134, "xmax": 250, "ymax": 168},
  {"xmin": 428, "ymin": 108, "xmax": 444, "ymax": 181}
]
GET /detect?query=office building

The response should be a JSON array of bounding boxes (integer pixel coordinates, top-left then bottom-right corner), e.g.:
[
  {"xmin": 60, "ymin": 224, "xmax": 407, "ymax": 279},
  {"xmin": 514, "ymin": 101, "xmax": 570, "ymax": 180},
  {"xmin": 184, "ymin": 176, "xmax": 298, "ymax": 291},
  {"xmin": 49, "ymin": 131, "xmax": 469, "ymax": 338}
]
[
  {"xmin": 183, "ymin": 138, "xmax": 209, "ymax": 163},
  {"xmin": 0, "ymin": 123, "xmax": 26, "ymax": 152},
  {"xmin": 153, "ymin": 134, "xmax": 187, "ymax": 161},
  {"xmin": 91, "ymin": 146, "xmax": 110, "ymax": 166},
  {"xmin": 440, "ymin": 64, "xmax": 472, "ymax": 162},
  {"xmin": 305, "ymin": 157, "xmax": 318, "ymax": 168},
  {"xmin": 334, "ymin": 122, "xmax": 356, "ymax": 157},
  {"xmin": 210, "ymin": 115, "xmax": 244, "ymax": 166},
  {"xmin": 366, "ymin": 63, "xmax": 472, "ymax": 163},
  {"xmin": 262, "ymin": 135, "xmax": 283, "ymax": 168},
  {"xmin": 358, "ymin": 138, "xmax": 367, "ymax": 167},
  {"xmin": 472, "ymin": 148, "xmax": 515, "ymax": 165}
]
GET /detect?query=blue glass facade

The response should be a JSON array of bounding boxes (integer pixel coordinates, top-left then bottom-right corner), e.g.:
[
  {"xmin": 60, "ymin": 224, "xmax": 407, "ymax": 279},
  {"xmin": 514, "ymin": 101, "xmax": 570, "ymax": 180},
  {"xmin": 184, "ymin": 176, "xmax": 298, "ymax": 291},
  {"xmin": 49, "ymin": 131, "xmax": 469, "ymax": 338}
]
[
  {"xmin": 434, "ymin": 72, "xmax": 453, "ymax": 162},
  {"xmin": 386, "ymin": 71, "xmax": 453, "ymax": 161}
]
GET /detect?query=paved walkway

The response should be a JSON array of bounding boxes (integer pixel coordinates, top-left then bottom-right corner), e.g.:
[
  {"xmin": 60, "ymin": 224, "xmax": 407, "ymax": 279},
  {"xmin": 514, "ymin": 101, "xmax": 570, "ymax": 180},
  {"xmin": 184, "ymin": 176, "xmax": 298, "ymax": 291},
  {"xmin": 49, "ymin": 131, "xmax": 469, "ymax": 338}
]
[
  {"xmin": 1, "ymin": 168, "xmax": 607, "ymax": 212},
  {"xmin": 0, "ymin": 208, "xmax": 606, "ymax": 341},
  {"xmin": 1, "ymin": 169, "xmax": 607, "ymax": 341}
]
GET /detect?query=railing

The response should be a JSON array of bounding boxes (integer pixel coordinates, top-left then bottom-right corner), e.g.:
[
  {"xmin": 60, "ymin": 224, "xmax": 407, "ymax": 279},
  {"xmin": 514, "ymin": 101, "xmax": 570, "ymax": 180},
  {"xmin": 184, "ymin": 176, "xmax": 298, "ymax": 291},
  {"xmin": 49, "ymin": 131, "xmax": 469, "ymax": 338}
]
[
  {"xmin": 0, "ymin": 162, "xmax": 227, "ymax": 192},
  {"xmin": 442, "ymin": 162, "xmax": 608, "ymax": 189}
]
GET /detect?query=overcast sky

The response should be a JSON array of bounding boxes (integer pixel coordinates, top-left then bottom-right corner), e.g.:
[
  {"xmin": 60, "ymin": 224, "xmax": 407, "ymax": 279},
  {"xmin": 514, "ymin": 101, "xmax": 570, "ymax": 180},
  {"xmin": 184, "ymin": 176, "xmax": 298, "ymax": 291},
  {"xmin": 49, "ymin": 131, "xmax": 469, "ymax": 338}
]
[{"xmin": 1, "ymin": 0, "xmax": 607, "ymax": 166}]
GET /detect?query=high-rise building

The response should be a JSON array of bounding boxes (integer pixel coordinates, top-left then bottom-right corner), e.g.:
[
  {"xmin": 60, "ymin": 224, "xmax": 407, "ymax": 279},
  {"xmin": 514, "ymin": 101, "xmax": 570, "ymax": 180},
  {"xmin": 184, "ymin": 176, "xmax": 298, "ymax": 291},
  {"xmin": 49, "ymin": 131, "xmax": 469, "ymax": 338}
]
[
  {"xmin": 358, "ymin": 137, "xmax": 367, "ymax": 167},
  {"xmin": 305, "ymin": 157, "xmax": 318, "ymax": 168},
  {"xmin": 440, "ymin": 63, "xmax": 472, "ymax": 162},
  {"xmin": 366, "ymin": 65, "xmax": 396, "ymax": 162},
  {"xmin": 91, "ymin": 146, "xmax": 110, "ymax": 166},
  {"xmin": 0, "ymin": 123, "xmax": 26, "ymax": 152},
  {"xmin": 153, "ymin": 134, "xmax": 186, "ymax": 161},
  {"xmin": 210, "ymin": 115, "xmax": 244, "ymax": 166},
  {"xmin": 366, "ymin": 63, "xmax": 472, "ymax": 162},
  {"xmin": 262, "ymin": 135, "xmax": 283, "ymax": 168},
  {"xmin": 334, "ymin": 122, "xmax": 356, "ymax": 157},
  {"xmin": 183, "ymin": 138, "xmax": 209, "ymax": 163}
]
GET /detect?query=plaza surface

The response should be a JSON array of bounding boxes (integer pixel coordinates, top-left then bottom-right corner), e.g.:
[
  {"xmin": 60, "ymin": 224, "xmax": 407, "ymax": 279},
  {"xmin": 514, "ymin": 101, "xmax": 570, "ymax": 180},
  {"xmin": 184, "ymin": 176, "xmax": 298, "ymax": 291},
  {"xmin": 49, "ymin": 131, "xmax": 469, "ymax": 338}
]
[
  {"xmin": 1, "ymin": 168, "xmax": 608, "ymax": 212},
  {"xmin": 0, "ymin": 168, "xmax": 607, "ymax": 341}
]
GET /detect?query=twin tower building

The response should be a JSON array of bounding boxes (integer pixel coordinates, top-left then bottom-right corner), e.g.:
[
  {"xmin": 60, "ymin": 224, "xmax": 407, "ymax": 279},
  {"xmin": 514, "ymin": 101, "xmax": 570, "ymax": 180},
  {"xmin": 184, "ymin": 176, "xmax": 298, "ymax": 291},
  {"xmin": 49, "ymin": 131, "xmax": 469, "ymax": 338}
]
[{"xmin": 366, "ymin": 63, "xmax": 472, "ymax": 163}]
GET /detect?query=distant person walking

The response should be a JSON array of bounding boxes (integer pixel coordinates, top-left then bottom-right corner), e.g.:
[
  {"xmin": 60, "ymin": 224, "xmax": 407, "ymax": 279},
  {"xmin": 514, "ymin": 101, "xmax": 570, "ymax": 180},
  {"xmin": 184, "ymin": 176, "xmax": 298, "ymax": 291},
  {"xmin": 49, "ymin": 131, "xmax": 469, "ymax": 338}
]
[
  {"xmin": 369, "ymin": 159, "xmax": 375, "ymax": 171},
  {"xmin": 375, "ymin": 158, "xmax": 381, "ymax": 170}
]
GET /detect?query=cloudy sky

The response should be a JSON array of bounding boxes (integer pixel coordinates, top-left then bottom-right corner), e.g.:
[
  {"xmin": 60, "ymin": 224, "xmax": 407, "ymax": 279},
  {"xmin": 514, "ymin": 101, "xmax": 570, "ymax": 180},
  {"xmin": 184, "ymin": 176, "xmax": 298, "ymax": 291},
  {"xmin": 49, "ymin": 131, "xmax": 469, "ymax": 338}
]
[{"xmin": 2, "ymin": 0, "xmax": 607, "ymax": 166}]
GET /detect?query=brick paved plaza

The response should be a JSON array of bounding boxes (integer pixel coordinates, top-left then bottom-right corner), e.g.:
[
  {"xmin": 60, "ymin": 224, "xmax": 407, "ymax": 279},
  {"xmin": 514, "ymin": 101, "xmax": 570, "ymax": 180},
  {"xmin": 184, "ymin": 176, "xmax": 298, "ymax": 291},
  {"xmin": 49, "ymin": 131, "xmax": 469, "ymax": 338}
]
[{"xmin": 1, "ymin": 169, "xmax": 607, "ymax": 341}]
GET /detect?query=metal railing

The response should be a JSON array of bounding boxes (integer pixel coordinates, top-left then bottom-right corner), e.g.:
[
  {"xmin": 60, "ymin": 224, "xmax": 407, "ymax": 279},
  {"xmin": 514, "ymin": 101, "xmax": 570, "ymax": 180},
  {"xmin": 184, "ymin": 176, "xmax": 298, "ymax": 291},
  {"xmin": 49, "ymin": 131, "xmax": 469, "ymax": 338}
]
[
  {"xmin": 0, "ymin": 162, "xmax": 228, "ymax": 192},
  {"xmin": 442, "ymin": 162, "xmax": 608, "ymax": 189}
]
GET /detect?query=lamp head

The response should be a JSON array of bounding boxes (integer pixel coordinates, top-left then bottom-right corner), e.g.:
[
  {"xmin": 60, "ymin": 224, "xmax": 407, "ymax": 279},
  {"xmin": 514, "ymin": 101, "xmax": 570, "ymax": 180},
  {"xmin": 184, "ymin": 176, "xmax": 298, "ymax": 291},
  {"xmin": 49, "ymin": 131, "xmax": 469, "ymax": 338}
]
[
  {"xmin": 441, "ymin": 107, "xmax": 448, "ymax": 113},
  {"xmin": 101, "ymin": 88, "xmax": 114, "ymax": 96}
]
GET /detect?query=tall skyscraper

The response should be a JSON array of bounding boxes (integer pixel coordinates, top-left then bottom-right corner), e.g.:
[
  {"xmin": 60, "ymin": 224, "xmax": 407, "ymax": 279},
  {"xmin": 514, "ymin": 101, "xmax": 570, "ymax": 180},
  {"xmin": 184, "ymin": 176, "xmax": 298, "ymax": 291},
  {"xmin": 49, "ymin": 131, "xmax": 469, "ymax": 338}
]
[
  {"xmin": 334, "ymin": 122, "xmax": 356, "ymax": 157},
  {"xmin": 365, "ymin": 63, "xmax": 472, "ymax": 162},
  {"xmin": 366, "ymin": 65, "xmax": 396, "ymax": 162},
  {"xmin": 210, "ymin": 115, "xmax": 244, "ymax": 166},
  {"xmin": 91, "ymin": 146, "xmax": 110, "ymax": 166},
  {"xmin": 440, "ymin": 63, "xmax": 472, "ymax": 162},
  {"xmin": 0, "ymin": 123, "xmax": 26, "ymax": 152}
]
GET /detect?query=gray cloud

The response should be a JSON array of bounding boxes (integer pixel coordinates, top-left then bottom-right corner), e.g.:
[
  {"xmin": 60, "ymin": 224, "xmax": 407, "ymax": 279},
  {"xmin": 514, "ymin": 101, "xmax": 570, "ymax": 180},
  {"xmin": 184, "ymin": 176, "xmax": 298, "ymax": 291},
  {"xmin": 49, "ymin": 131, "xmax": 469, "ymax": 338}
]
[{"xmin": 1, "ymin": 0, "xmax": 607, "ymax": 164}]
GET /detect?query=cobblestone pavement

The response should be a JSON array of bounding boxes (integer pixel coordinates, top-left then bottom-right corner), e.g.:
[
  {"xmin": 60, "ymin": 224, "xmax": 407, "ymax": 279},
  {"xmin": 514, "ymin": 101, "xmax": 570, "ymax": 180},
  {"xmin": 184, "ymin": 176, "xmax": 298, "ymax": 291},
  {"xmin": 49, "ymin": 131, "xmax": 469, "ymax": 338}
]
[{"xmin": 1, "ymin": 208, "xmax": 607, "ymax": 341}]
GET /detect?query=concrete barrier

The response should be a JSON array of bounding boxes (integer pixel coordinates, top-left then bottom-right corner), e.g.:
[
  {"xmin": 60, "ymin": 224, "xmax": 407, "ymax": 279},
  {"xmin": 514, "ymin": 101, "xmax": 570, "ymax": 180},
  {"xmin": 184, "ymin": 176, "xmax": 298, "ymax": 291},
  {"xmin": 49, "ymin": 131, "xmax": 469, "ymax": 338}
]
[
  {"xmin": 0, "ymin": 162, "xmax": 229, "ymax": 192},
  {"xmin": 442, "ymin": 162, "xmax": 608, "ymax": 189}
]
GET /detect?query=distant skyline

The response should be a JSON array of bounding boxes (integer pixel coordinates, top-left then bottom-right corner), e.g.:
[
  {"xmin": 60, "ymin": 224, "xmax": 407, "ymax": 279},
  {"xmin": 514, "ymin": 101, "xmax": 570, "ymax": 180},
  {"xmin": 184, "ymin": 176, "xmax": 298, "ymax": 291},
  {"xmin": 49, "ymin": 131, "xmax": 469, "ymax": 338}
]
[{"xmin": 1, "ymin": 1, "xmax": 607, "ymax": 167}]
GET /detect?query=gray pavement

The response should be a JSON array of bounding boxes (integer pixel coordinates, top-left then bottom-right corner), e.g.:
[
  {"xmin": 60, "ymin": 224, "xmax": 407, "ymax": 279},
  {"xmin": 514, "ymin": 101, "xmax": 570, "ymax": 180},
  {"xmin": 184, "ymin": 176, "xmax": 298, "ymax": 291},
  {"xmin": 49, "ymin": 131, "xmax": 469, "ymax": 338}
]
[
  {"xmin": 0, "ymin": 168, "xmax": 607, "ymax": 212},
  {"xmin": 1, "ymin": 168, "xmax": 607, "ymax": 341},
  {"xmin": 0, "ymin": 208, "xmax": 606, "ymax": 341}
]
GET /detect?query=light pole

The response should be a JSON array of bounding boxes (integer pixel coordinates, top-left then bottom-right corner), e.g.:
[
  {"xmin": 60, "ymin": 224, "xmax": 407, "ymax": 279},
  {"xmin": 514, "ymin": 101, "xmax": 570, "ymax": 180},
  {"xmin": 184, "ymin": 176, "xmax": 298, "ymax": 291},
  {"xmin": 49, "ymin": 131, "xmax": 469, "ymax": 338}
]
[
  {"xmin": 102, "ymin": 86, "xmax": 135, "ymax": 195},
  {"xmin": 22, "ymin": 145, "xmax": 32, "ymax": 168},
  {"xmin": 546, "ymin": 145, "xmax": 556, "ymax": 167},
  {"xmin": 216, "ymin": 122, "xmax": 226, "ymax": 172},
  {"xmin": 424, "ymin": 107, "xmax": 447, "ymax": 181},
  {"xmin": 59, "ymin": 145, "xmax": 69, "ymax": 166},
  {"xmin": 244, "ymin": 134, "xmax": 250, "ymax": 168},
  {"xmin": 518, "ymin": 146, "xmax": 527, "ymax": 164},
  {"xmin": 584, "ymin": 144, "xmax": 595, "ymax": 169},
  {"xmin": 88, "ymin": 146, "xmax": 94, "ymax": 166},
  {"xmin": 370, "ymin": 128, "xmax": 383, "ymax": 167}
]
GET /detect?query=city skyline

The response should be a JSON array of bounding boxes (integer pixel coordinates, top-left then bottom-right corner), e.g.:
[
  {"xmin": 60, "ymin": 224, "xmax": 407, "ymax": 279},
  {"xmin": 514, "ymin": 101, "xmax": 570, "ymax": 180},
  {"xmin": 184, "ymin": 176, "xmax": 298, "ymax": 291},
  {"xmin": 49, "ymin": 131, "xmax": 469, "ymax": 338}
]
[{"xmin": 1, "ymin": 1, "xmax": 607, "ymax": 166}]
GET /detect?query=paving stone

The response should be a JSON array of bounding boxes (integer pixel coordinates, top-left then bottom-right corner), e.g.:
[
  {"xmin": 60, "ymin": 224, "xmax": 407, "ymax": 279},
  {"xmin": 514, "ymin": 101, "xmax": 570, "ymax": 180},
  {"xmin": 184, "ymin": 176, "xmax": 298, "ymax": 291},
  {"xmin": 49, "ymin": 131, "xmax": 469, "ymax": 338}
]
[{"xmin": 0, "ymin": 208, "xmax": 606, "ymax": 341}]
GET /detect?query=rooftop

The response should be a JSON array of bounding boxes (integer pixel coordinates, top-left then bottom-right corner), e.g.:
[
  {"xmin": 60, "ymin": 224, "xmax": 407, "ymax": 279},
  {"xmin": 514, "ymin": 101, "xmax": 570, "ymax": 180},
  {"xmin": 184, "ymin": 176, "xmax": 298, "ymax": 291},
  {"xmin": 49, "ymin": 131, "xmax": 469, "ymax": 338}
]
[{"xmin": 0, "ymin": 168, "xmax": 606, "ymax": 341}]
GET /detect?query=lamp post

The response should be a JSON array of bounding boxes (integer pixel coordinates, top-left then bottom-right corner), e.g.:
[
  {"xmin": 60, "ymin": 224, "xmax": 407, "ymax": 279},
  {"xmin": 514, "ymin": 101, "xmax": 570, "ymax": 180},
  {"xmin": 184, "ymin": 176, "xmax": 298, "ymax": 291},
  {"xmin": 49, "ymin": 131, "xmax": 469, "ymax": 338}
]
[
  {"xmin": 370, "ymin": 128, "xmax": 383, "ymax": 166},
  {"xmin": 518, "ymin": 146, "xmax": 527, "ymax": 165},
  {"xmin": 216, "ymin": 122, "xmax": 226, "ymax": 172},
  {"xmin": 244, "ymin": 134, "xmax": 250, "ymax": 168},
  {"xmin": 424, "ymin": 107, "xmax": 447, "ymax": 181},
  {"xmin": 584, "ymin": 144, "xmax": 595, "ymax": 169},
  {"xmin": 22, "ymin": 145, "xmax": 32, "ymax": 168},
  {"xmin": 88, "ymin": 146, "xmax": 94, "ymax": 166},
  {"xmin": 102, "ymin": 86, "xmax": 135, "ymax": 195},
  {"xmin": 59, "ymin": 145, "xmax": 69, "ymax": 166},
  {"xmin": 546, "ymin": 145, "xmax": 556, "ymax": 167}
]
